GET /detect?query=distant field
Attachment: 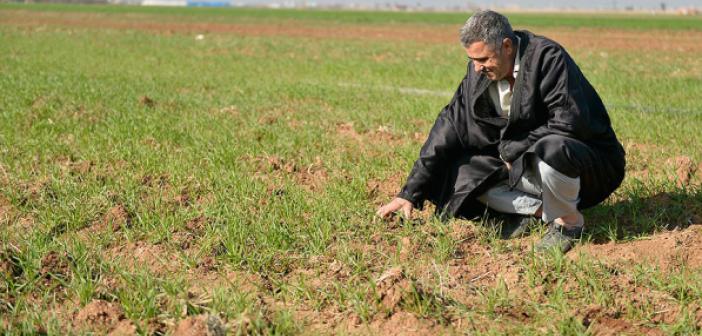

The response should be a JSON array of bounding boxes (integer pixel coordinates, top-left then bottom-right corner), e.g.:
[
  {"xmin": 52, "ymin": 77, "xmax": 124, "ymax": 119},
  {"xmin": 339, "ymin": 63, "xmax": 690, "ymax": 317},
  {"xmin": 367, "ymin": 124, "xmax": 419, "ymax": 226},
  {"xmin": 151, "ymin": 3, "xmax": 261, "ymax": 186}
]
[
  {"xmin": 1, "ymin": 4, "xmax": 702, "ymax": 335},
  {"xmin": 3, "ymin": 3, "xmax": 702, "ymax": 29}
]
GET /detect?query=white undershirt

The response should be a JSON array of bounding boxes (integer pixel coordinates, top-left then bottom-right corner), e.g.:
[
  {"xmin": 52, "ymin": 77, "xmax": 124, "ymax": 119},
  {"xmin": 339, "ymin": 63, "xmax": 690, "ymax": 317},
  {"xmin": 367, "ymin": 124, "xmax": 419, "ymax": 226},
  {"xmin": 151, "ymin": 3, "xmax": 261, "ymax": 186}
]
[{"xmin": 488, "ymin": 36, "xmax": 521, "ymax": 119}]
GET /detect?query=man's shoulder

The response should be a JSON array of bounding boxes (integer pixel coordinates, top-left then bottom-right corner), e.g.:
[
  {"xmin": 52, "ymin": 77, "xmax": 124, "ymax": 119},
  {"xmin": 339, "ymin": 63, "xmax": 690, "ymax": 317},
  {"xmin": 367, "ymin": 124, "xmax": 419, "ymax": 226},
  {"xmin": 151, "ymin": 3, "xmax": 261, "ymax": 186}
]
[{"xmin": 517, "ymin": 30, "xmax": 566, "ymax": 54}]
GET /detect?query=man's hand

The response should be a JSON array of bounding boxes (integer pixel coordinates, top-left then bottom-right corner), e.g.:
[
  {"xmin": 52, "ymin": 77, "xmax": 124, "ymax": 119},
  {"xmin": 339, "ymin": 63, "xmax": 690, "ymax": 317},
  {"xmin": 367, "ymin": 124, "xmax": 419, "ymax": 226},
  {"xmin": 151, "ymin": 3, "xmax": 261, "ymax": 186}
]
[{"xmin": 377, "ymin": 197, "xmax": 413, "ymax": 219}]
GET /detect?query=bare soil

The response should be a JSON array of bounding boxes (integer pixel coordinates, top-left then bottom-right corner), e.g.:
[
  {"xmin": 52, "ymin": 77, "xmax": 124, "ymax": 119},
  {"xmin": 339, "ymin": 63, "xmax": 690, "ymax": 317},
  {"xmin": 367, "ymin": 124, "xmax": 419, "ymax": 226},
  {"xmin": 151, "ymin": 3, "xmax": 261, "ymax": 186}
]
[
  {"xmin": 572, "ymin": 224, "xmax": 702, "ymax": 271},
  {"xmin": 666, "ymin": 155, "xmax": 698, "ymax": 187},
  {"xmin": 247, "ymin": 154, "xmax": 329, "ymax": 193},
  {"xmin": 39, "ymin": 251, "xmax": 72, "ymax": 282},
  {"xmin": 173, "ymin": 315, "xmax": 226, "ymax": 336},
  {"xmin": 104, "ymin": 241, "xmax": 179, "ymax": 276},
  {"xmin": 73, "ymin": 300, "xmax": 132, "ymax": 334}
]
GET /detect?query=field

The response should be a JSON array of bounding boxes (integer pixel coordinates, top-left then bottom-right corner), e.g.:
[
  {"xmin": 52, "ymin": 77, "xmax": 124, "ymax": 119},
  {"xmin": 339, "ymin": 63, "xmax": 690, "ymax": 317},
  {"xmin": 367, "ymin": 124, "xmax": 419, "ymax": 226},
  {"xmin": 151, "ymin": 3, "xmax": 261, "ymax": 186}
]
[{"xmin": 1, "ymin": 3, "xmax": 702, "ymax": 335}]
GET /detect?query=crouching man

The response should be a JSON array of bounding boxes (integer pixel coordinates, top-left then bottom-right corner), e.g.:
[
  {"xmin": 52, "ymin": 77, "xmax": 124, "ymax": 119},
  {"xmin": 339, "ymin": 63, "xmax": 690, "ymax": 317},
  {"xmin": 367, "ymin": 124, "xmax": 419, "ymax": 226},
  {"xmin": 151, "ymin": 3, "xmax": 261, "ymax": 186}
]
[{"xmin": 377, "ymin": 10, "xmax": 625, "ymax": 253}]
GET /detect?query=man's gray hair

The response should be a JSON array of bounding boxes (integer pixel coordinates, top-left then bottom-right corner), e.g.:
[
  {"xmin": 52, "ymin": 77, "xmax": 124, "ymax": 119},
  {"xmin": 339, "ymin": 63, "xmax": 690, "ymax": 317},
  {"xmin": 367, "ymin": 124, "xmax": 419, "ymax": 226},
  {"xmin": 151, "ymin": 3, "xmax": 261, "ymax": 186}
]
[{"xmin": 459, "ymin": 10, "xmax": 516, "ymax": 53}]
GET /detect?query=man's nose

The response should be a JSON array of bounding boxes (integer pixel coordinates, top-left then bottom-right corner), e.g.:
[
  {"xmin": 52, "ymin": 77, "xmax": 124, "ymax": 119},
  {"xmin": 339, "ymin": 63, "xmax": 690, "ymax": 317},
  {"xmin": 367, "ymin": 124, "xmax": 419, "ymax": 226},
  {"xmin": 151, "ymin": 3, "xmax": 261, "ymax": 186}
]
[{"xmin": 473, "ymin": 62, "xmax": 483, "ymax": 73}]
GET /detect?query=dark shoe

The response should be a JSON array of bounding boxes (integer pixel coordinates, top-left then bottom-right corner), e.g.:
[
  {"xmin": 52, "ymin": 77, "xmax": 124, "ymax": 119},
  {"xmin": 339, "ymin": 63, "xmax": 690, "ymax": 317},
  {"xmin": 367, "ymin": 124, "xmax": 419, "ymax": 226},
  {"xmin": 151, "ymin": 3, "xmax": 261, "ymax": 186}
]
[
  {"xmin": 535, "ymin": 223, "xmax": 583, "ymax": 253},
  {"xmin": 482, "ymin": 213, "xmax": 538, "ymax": 239},
  {"xmin": 499, "ymin": 214, "xmax": 536, "ymax": 239}
]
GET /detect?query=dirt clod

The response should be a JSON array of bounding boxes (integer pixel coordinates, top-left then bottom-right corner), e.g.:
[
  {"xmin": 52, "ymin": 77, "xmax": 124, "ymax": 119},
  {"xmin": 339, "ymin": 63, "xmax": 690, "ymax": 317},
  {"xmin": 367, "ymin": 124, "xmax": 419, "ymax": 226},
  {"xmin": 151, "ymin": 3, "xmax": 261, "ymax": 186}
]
[
  {"xmin": 108, "ymin": 320, "xmax": 137, "ymax": 336},
  {"xmin": 144, "ymin": 318, "xmax": 168, "ymax": 335},
  {"xmin": 40, "ymin": 251, "xmax": 72, "ymax": 282},
  {"xmin": 376, "ymin": 267, "xmax": 410, "ymax": 312},
  {"xmin": 0, "ymin": 195, "xmax": 13, "ymax": 221},
  {"xmin": 571, "ymin": 225, "xmax": 702, "ymax": 271},
  {"xmin": 173, "ymin": 314, "xmax": 226, "ymax": 336},
  {"xmin": 666, "ymin": 156, "xmax": 696, "ymax": 187},
  {"xmin": 99, "ymin": 204, "xmax": 132, "ymax": 231},
  {"xmin": 0, "ymin": 244, "xmax": 23, "ymax": 279},
  {"xmin": 367, "ymin": 311, "xmax": 441, "ymax": 336},
  {"xmin": 73, "ymin": 300, "xmax": 126, "ymax": 333},
  {"xmin": 174, "ymin": 189, "xmax": 192, "ymax": 207},
  {"xmin": 141, "ymin": 174, "xmax": 170, "ymax": 188},
  {"xmin": 139, "ymin": 95, "xmax": 155, "ymax": 108},
  {"xmin": 70, "ymin": 160, "xmax": 94, "ymax": 175}
]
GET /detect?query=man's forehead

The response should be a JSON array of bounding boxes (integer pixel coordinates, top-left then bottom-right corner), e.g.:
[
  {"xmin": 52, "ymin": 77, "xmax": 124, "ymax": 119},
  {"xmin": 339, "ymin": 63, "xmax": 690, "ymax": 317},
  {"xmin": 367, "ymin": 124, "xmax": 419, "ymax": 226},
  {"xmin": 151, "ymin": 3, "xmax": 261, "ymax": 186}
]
[{"xmin": 466, "ymin": 41, "xmax": 495, "ymax": 57}]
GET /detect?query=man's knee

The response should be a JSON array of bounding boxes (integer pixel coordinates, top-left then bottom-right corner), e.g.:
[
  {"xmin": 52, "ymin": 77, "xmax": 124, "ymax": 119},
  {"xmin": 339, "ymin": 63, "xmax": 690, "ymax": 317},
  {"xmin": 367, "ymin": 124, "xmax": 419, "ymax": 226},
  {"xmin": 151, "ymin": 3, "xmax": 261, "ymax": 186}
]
[
  {"xmin": 537, "ymin": 159, "xmax": 580, "ymax": 191},
  {"xmin": 532, "ymin": 135, "xmax": 595, "ymax": 178}
]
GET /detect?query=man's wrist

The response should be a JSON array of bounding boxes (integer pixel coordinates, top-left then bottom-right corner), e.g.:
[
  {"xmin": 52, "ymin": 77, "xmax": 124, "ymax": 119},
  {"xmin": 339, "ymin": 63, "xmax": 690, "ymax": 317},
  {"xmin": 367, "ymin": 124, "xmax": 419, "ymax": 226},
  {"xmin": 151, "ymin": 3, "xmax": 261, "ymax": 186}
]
[{"xmin": 396, "ymin": 190, "xmax": 422, "ymax": 209}]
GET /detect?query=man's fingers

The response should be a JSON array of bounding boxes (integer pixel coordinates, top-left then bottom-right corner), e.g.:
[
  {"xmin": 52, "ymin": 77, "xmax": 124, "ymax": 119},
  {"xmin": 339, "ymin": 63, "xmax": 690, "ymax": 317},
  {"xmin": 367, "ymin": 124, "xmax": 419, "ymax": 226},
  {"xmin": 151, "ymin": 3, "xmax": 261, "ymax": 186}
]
[
  {"xmin": 401, "ymin": 203, "xmax": 412, "ymax": 218},
  {"xmin": 376, "ymin": 204, "xmax": 396, "ymax": 219},
  {"xmin": 377, "ymin": 198, "xmax": 411, "ymax": 219},
  {"xmin": 376, "ymin": 206, "xmax": 387, "ymax": 218},
  {"xmin": 376, "ymin": 207, "xmax": 389, "ymax": 218}
]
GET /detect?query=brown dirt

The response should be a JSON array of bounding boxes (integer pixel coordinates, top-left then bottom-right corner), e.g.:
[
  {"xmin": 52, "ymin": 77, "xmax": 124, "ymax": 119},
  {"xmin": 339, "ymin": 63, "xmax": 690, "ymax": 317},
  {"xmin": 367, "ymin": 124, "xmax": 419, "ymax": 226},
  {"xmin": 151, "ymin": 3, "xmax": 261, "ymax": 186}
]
[
  {"xmin": 138, "ymin": 95, "xmax": 155, "ymax": 108},
  {"xmin": 18, "ymin": 178, "xmax": 50, "ymax": 201},
  {"xmin": 108, "ymin": 320, "xmax": 138, "ymax": 336},
  {"xmin": 590, "ymin": 316, "xmax": 664, "ymax": 336},
  {"xmin": 286, "ymin": 259, "xmax": 455, "ymax": 334},
  {"xmin": 73, "ymin": 300, "xmax": 129, "ymax": 334},
  {"xmin": 576, "ymin": 304, "xmax": 665, "ymax": 336},
  {"xmin": 335, "ymin": 267, "xmax": 451, "ymax": 335},
  {"xmin": 398, "ymin": 236, "xmax": 416, "ymax": 262},
  {"xmin": 104, "ymin": 241, "xmax": 178, "ymax": 276},
  {"xmin": 173, "ymin": 188, "xmax": 192, "ymax": 208},
  {"xmin": 336, "ymin": 122, "xmax": 404, "ymax": 147},
  {"xmin": 96, "ymin": 204, "xmax": 133, "ymax": 232},
  {"xmin": 295, "ymin": 156, "xmax": 329, "ymax": 192},
  {"xmin": 248, "ymin": 154, "xmax": 329, "ymax": 192},
  {"xmin": 0, "ymin": 244, "xmax": 23, "ymax": 280},
  {"xmin": 447, "ymin": 243, "xmax": 524, "ymax": 291},
  {"xmin": 665, "ymin": 155, "xmax": 698, "ymax": 187},
  {"xmin": 40, "ymin": 251, "xmax": 72, "ymax": 282},
  {"xmin": 283, "ymin": 257, "xmax": 352, "ymax": 295},
  {"xmin": 173, "ymin": 314, "xmax": 226, "ymax": 336},
  {"xmin": 141, "ymin": 173, "xmax": 170, "ymax": 188},
  {"xmin": 94, "ymin": 276, "xmax": 122, "ymax": 302},
  {"xmin": 366, "ymin": 173, "xmax": 403, "ymax": 203},
  {"xmin": 375, "ymin": 267, "xmax": 411, "ymax": 313},
  {"xmin": 364, "ymin": 311, "xmax": 442, "ymax": 336},
  {"xmin": 571, "ymin": 225, "xmax": 702, "ymax": 271},
  {"xmin": 0, "ymin": 194, "xmax": 14, "ymax": 225},
  {"xmin": 55, "ymin": 156, "xmax": 94, "ymax": 176},
  {"xmin": 336, "ymin": 122, "xmax": 362, "ymax": 141},
  {"xmin": 623, "ymin": 141, "xmax": 660, "ymax": 180},
  {"xmin": 139, "ymin": 318, "xmax": 168, "ymax": 336},
  {"xmin": 621, "ymin": 143, "xmax": 701, "ymax": 187},
  {"xmin": 3, "ymin": 10, "xmax": 702, "ymax": 54},
  {"xmin": 172, "ymin": 215, "xmax": 210, "ymax": 250}
]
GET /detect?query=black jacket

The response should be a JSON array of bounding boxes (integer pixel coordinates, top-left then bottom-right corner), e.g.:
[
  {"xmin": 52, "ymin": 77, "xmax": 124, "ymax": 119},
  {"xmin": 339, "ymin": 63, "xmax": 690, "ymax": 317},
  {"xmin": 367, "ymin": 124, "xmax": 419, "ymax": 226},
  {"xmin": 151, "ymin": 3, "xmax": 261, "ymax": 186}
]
[{"xmin": 398, "ymin": 30, "xmax": 626, "ymax": 218}]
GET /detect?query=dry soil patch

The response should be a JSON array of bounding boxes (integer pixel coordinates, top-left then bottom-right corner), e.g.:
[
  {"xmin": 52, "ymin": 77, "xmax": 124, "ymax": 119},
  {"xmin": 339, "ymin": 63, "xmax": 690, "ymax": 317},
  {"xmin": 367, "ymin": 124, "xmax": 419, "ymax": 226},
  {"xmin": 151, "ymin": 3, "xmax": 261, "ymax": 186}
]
[{"xmin": 571, "ymin": 224, "xmax": 702, "ymax": 271}]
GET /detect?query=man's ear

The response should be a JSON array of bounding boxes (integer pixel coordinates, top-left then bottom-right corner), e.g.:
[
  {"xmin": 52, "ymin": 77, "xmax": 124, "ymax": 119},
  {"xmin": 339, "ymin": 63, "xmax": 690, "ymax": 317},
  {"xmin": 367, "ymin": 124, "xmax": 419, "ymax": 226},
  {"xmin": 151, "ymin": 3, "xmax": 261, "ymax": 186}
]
[{"xmin": 502, "ymin": 37, "xmax": 513, "ymax": 54}]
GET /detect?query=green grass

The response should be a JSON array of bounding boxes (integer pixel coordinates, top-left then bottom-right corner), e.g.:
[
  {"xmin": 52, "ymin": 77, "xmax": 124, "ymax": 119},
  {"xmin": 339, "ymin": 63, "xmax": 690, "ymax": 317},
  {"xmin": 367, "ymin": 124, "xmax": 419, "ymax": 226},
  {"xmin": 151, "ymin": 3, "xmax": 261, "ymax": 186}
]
[{"xmin": 1, "ymin": 4, "xmax": 702, "ymax": 335}]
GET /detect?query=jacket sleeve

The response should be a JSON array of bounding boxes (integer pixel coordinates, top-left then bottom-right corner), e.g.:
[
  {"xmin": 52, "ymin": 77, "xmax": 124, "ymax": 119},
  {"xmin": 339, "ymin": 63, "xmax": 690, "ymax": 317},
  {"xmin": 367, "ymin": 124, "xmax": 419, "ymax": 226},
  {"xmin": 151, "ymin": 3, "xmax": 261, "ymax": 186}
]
[
  {"xmin": 397, "ymin": 80, "xmax": 467, "ymax": 208},
  {"xmin": 498, "ymin": 45, "xmax": 596, "ymax": 163}
]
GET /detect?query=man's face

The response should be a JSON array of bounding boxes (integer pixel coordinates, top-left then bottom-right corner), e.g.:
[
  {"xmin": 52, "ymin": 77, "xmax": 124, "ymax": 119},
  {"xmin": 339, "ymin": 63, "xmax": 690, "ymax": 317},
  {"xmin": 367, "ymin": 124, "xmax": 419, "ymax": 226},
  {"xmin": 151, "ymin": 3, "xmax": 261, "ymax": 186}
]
[{"xmin": 465, "ymin": 38, "xmax": 514, "ymax": 81}]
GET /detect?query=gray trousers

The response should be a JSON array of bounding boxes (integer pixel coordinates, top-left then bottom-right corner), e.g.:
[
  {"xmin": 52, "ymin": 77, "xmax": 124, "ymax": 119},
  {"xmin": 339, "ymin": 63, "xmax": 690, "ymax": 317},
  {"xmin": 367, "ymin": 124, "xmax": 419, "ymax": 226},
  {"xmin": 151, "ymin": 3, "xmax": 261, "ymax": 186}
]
[{"xmin": 477, "ymin": 156, "xmax": 582, "ymax": 226}]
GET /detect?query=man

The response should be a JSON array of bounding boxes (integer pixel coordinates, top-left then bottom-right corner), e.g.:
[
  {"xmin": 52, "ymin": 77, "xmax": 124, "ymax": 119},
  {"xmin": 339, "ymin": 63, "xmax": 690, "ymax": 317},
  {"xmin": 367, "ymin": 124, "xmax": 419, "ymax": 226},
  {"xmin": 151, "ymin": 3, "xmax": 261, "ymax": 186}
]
[{"xmin": 377, "ymin": 10, "xmax": 625, "ymax": 253}]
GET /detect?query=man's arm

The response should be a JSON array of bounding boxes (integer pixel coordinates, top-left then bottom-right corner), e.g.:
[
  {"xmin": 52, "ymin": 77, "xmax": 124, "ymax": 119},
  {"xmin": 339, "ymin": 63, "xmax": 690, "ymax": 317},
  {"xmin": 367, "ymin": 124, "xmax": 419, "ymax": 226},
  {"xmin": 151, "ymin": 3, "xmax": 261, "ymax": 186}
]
[{"xmin": 378, "ymin": 79, "xmax": 468, "ymax": 218}]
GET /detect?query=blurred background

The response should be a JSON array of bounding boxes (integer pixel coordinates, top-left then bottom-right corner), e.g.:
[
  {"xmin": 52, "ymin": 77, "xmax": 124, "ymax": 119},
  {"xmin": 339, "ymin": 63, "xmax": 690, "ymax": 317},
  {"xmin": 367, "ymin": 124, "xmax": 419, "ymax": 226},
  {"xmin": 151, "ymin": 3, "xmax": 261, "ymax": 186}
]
[{"xmin": 6, "ymin": 0, "xmax": 701, "ymax": 14}]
